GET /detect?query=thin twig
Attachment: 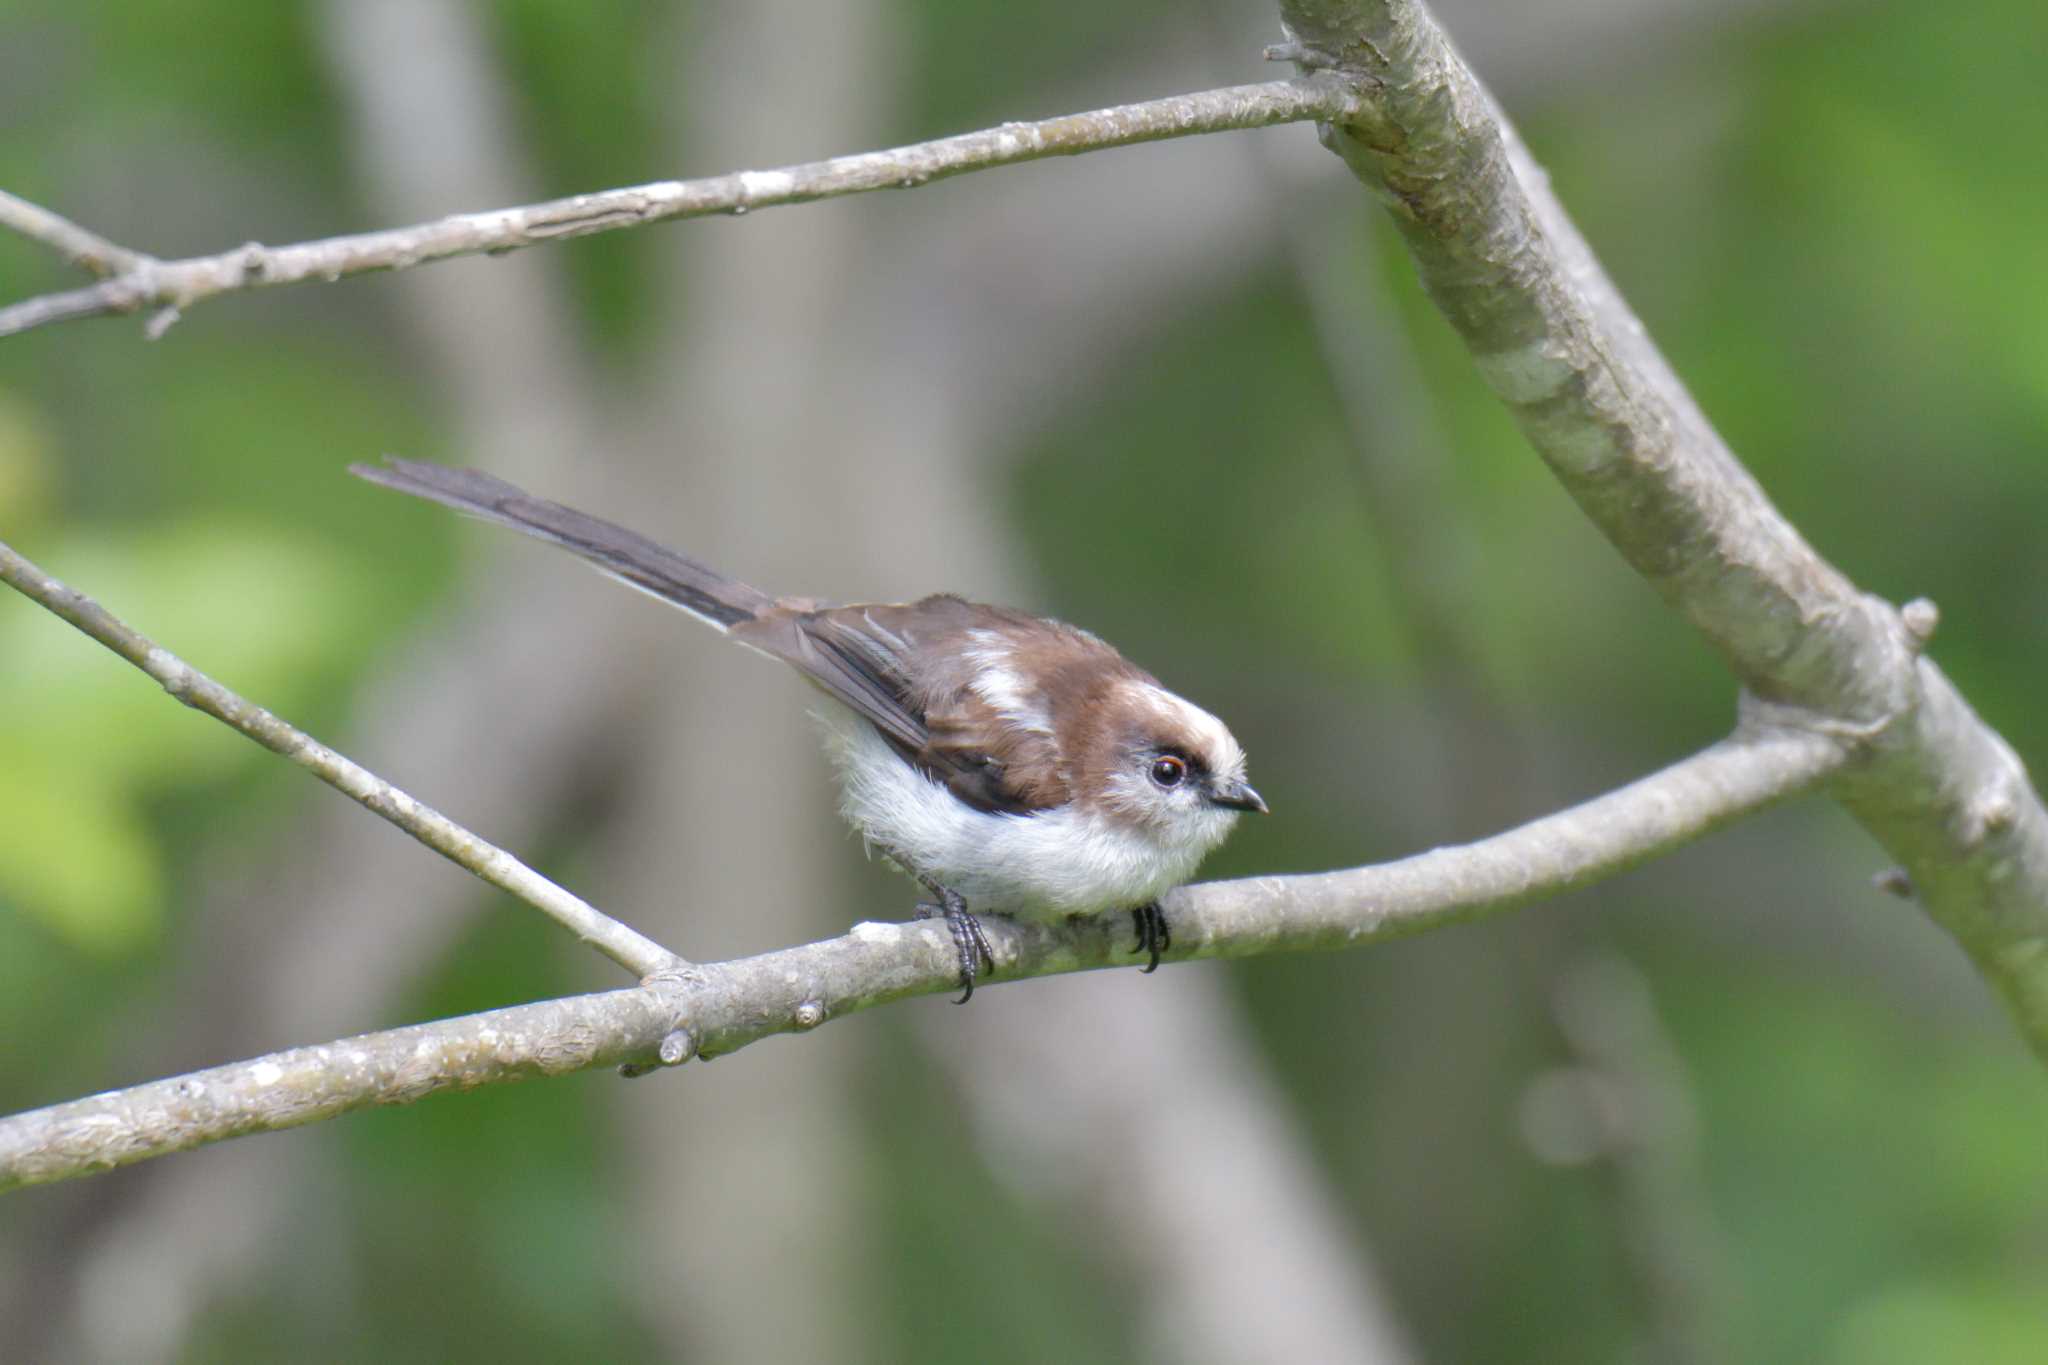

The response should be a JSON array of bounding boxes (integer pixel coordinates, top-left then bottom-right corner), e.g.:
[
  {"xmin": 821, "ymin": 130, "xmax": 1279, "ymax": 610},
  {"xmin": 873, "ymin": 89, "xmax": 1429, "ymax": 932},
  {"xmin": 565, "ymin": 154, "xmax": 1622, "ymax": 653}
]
[
  {"xmin": 0, "ymin": 538, "xmax": 684, "ymax": 979},
  {"xmin": 0, "ymin": 77, "xmax": 1362, "ymax": 339},
  {"xmin": 0, "ymin": 723, "xmax": 1845, "ymax": 1193},
  {"xmin": 0, "ymin": 189, "xmax": 150, "ymax": 278}
]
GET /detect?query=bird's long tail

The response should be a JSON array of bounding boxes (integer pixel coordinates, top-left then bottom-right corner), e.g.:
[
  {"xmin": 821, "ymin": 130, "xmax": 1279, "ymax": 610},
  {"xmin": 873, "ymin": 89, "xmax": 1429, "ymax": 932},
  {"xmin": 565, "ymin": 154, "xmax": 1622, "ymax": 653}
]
[{"xmin": 349, "ymin": 458, "xmax": 775, "ymax": 630}]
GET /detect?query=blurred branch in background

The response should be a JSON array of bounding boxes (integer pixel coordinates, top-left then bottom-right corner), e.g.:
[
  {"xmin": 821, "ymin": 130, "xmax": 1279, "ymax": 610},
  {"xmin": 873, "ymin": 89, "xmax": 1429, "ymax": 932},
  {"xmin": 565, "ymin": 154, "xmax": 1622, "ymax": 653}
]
[
  {"xmin": 1520, "ymin": 952, "xmax": 1738, "ymax": 1365},
  {"xmin": 0, "ymin": 77, "xmax": 1361, "ymax": 340},
  {"xmin": 937, "ymin": 970, "xmax": 1421, "ymax": 1363}
]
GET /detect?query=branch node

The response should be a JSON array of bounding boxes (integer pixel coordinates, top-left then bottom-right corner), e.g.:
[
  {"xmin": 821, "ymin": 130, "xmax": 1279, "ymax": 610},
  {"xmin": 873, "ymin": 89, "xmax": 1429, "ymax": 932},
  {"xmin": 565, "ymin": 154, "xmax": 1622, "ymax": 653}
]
[
  {"xmin": 639, "ymin": 962, "xmax": 698, "ymax": 990},
  {"xmin": 1871, "ymin": 867, "xmax": 1916, "ymax": 899},
  {"xmin": 1900, "ymin": 597, "xmax": 1940, "ymax": 650},
  {"xmin": 1264, "ymin": 40, "xmax": 1339, "ymax": 70},
  {"xmin": 658, "ymin": 1029, "xmax": 696, "ymax": 1065},
  {"xmin": 1967, "ymin": 791, "xmax": 2019, "ymax": 844},
  {"xmin": 144, "ymin": 646, "xmax": 198, "ymax": 704},
  {"xmin": 792, "ymin": 1001, "xmax": 827, "ymax": 1031}
]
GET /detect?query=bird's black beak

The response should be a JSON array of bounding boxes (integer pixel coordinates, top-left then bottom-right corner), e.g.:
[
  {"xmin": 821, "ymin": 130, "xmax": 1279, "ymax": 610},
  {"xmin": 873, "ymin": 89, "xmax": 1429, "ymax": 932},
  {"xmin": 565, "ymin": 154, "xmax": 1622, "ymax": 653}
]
[{"xmin": 1209, "ymin": 780, "xmax": 1269, "ymax": 814}]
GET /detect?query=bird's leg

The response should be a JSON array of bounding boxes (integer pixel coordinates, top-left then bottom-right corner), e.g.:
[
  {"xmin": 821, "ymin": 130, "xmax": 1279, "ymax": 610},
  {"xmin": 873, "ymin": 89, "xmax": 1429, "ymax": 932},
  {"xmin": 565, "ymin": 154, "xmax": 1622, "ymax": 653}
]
[
  {"xmin": 1130, "ymin": 902, "xmax": 1171, "ymax": 974},
  {"xmin": 915, "ymin": 878, "xmax": 996, "ymax": 1004}
]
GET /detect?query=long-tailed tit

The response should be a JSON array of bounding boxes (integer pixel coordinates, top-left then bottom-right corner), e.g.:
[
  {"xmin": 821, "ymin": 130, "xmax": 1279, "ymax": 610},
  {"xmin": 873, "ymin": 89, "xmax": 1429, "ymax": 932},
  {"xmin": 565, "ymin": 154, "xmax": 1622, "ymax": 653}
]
[{"xmin": 352, "ymin": 459, "xmax": 1266, "ymax": 1000}]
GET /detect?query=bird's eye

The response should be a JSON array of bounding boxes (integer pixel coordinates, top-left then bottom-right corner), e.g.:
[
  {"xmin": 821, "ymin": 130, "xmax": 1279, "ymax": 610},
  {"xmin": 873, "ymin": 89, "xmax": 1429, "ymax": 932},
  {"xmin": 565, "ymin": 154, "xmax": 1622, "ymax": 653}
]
[{"xmin": 1150, "ymin": 755, "xmax": 1188, "ymax": 789}]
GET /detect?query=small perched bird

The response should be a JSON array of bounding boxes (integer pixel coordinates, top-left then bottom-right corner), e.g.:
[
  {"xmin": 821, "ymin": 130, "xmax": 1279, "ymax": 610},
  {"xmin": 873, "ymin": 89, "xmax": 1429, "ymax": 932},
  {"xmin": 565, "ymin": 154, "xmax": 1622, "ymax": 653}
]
[{"xmin": 351, "ymin": 459, "xmax": 1266, "ymax": 1000}]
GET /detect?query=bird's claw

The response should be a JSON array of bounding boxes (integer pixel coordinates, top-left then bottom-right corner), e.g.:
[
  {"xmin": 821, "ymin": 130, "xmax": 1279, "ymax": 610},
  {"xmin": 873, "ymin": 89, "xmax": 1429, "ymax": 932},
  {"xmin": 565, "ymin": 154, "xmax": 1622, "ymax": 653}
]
[
  {"xmin": 918, "ymin": 882, "xmax": 996, "ymax": 1003},
  {"xmin": 1130, "ymin": 903, "xmax": 1171, "ymax": 973}
]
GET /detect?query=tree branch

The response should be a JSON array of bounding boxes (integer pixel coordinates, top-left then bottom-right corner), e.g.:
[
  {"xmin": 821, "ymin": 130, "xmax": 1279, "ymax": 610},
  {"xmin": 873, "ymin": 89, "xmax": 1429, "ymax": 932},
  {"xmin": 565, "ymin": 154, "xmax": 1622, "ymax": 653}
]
[
  {"xmin": 0, "ymin": 188, "xmax": 149, "ymax": 278},
  {"xmin": 0, "ymin": 77, "xmax": 1363, "ymax": 340},
  {"xmin": 0, "ymin": 722, "xmax": 1843, "ymax": 1192},
  {"xmin": 1272, "ymin": 0, "xmax": 2048, "ymax": 1056},
  {"xmin": 0, "ymin": 538, "xmax": 683, "ymax": 980},
  {"xmin": 0, "ymin": 987, "xmax": 681, "ymax": 1193}
]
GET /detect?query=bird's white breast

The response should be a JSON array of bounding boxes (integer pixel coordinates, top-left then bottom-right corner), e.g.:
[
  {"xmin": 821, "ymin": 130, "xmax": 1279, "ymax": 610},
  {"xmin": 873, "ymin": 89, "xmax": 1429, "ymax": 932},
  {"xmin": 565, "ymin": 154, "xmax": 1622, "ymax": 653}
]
[{"xmin": 818, "ymin": 708, "xmax": 1221, "ymax": 921}]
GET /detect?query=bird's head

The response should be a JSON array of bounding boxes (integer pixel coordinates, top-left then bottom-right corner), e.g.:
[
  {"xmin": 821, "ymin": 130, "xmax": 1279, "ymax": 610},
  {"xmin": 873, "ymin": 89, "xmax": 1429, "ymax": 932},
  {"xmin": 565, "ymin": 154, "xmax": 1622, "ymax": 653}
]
[{"xmin": 1077, "ymin": 679, "xmax": 1266, "ymax": 856}]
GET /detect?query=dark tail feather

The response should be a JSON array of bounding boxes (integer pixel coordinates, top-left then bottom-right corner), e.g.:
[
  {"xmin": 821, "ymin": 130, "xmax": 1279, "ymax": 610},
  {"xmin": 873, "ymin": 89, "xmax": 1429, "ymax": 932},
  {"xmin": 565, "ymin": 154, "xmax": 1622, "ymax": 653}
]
[{"xmin": 349, "ymin": 458, "xmax": 773, "ymax": 629}]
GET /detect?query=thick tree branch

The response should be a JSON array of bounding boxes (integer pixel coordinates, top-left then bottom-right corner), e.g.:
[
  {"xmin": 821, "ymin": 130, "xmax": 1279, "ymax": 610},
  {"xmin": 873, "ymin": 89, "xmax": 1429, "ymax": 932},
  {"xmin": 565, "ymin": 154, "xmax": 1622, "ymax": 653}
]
[
  {"xmin": 0, "ymin": 78, "xmax": 1362, "ymax": 339},
  {"xmin": 1273, "ymin": 0, "xmax": 2048, "ymax": 1054},
  {"xmin": 0, "ymin": 723, "xmax": 1843, "ymax": 1192},
  {"xmin": 0, "ymin": 538, "xmax": 683, "ymax": 980}
]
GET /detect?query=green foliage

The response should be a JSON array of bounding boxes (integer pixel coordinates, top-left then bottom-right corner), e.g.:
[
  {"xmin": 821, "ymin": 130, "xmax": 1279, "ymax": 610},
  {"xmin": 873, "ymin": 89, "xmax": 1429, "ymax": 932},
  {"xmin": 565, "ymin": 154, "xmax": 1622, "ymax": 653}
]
[{"xmin": 0, "ymin": 521, "xmax": 377, "ymax": 950}]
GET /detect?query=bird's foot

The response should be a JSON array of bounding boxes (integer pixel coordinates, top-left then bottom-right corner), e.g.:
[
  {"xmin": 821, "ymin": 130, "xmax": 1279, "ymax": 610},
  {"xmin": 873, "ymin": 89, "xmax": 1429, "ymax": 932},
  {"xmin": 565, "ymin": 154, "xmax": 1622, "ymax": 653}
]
[
  {"xmin": 1130, "ymin": 902, "xmax": 1171, "ymax": 973},
  {"xmin": 915, "ymin": 881, "xmax": 996, "ymax": 1004}
]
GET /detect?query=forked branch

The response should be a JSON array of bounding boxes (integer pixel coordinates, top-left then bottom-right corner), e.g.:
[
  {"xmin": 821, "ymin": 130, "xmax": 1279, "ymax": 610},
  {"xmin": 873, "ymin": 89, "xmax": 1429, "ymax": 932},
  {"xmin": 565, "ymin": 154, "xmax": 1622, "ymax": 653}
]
[{"xmin": 1274, "ymin": 0, "xmax": 2048, "ymax": 1050}]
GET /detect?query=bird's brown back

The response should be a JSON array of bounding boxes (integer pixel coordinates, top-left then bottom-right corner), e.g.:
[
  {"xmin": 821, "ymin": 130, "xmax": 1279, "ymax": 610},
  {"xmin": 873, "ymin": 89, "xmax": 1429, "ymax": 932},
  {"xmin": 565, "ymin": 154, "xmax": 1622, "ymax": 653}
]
[{"xmin": 733, "ymin": 594, "xmax": 1152, "ymax": 815}]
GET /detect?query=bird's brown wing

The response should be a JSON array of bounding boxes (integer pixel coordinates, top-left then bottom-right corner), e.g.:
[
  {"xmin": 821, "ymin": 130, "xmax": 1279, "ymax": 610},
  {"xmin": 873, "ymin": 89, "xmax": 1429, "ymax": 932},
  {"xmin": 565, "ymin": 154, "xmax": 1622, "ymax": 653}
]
[
  {"xmin": 349, "ymin": 463, "xmax": 1096, "ymax": 814},
  {"xmin": 732, "ymin": 595, "xmax": 1075, "ymax": 815}
]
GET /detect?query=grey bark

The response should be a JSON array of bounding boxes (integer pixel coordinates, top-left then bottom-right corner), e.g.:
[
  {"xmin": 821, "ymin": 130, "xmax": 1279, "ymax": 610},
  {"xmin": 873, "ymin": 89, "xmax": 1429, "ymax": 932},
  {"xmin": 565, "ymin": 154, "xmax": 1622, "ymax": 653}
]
[{"xmin": 1275, "ymin": 0, "xmax": 2048, "ymax": 1053}]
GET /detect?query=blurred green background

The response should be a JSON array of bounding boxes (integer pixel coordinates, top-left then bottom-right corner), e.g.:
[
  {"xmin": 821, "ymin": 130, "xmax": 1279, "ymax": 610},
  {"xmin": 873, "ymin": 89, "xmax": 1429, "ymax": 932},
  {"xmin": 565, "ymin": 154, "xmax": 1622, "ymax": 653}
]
[{"xmin": 3, "ymin": 1, "xmax": 2046, "ymax": 1361}]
